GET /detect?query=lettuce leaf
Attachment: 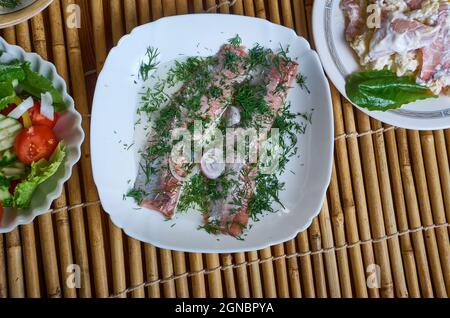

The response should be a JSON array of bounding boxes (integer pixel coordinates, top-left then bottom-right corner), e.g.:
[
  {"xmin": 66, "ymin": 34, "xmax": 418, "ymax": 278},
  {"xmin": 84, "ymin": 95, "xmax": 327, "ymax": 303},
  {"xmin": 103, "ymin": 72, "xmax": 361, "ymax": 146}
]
[
  {"xmin": 0, "ymin": 61, "xmax": 25, "ymax": 83},
  {"xmin": 0, "ymin": 81, "xmax": 16, "ymax": 110},
  {"xmin": 345, "ymin": 70, "xmax": 437, "ymax": 111},
  {"xmin": 19, "ymin": 62, "xmax": 66, "ymax": 111},
  {"xmin": 13, "ymin": 142, "xmax": 66, "ymax": 209}
]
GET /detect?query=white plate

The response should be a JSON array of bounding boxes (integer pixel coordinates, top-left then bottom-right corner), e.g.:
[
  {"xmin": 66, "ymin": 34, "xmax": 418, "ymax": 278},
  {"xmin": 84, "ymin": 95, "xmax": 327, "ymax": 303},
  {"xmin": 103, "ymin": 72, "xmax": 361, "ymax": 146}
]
[
  {"xmin": 91, "ymin": 14, "xmax": 333, "ymax": 253},
  {"xmin": 313, "ymin": 0, "xmax": 450, "ymax": 130},
  {"xmin": 0, "ymin": 37, "xmax": 84, "ymax": 233}
]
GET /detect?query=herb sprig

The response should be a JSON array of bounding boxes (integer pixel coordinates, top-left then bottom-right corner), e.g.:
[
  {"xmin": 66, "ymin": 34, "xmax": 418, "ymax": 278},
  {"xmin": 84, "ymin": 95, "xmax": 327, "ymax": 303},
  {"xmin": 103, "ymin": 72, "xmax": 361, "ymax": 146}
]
[{"xmin": 139, "ymin": 47, "xmax": 160, "ymax": 81}]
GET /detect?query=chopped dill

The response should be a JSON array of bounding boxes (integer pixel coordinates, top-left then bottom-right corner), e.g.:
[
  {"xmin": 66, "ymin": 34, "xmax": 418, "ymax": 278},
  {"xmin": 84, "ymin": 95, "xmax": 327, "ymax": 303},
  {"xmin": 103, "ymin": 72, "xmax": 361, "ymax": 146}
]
[
  {"xmin": 223, "ymin": 50, "xmax": 240, "ymax": 73},
  {"xmin": 233, "ymin": 82, "xmax": 268, "ymax": 126},
  {"xmin": 248, "ymin": 174, "xmax": 285, "ymax": 221},
  {"xmin": 139, "ymin": 47, "xmax": 160, "ymax": 81},
  {"xmin": 296, "ymin": 73, "xmax": 310, "ymax": 94},
  {"xmin": 247, "ymin": 44, "xmax": 272, "ymax": 70},
  {"xmin": 228, "ymin": 34, "xmax": 242, "ymax": 47},
  {"xmin": 126, "ymin": 188, "xmax": 148, "ymax": 205},
  {"xmin": 199, "ymin": 220, "xmax": 222, "ymax": 235}
]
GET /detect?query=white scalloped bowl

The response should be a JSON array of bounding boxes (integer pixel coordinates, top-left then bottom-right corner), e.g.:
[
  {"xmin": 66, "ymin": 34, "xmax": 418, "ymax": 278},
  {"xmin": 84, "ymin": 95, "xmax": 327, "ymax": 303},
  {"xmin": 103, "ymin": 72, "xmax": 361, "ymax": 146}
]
[
  {"xmin": 91, "ymin": 14, "xmax": 333, "ymax": 253},
  {"xmin": 0, "ymin": 37, "xmax": 84, "ymax": 233}
]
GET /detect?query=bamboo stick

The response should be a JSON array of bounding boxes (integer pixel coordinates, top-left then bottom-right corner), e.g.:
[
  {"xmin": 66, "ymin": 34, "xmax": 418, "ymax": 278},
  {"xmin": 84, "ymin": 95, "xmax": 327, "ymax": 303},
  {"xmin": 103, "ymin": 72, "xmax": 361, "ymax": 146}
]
[
  {"xmin": 254, "ymin": 0, "xmax": 266, "ymax": 19},
  {"xmin": 62, "ymin": 0, "xmax": 109, "ymax": 297},
  {"xmin": 193, "ymin": 0, "xmax": 203, "ymax": 13},
  {"xmin": 107, "ymin": 219, "xmax": 126, "ymax": 298},
  {"xmin": 332, "ymin": 87, "xmax": 373, "ymax": 298},
  {"xmin": 66, "ymin": 176, "xmax": 92, "ymax": 296},
  {"xmin": 144, "ymin": 244, "xmax": 161, "ymax": 298},
  {"xmin": 189, "ymin": 253, "xmax": 206, "ymax": 298},
  {"xmin": 308, "ymin": 218, "xmax": 327, "ymax": 298},
  {"xmin": 205, "ymin": 0, "xmax": 216, "ymax": 13},
  {"xmin": 160, "ymin": 249, "xmax": 176, "ymax": 298},
  {"xmin": 318, "ymin": 198, "xmax": 343, "ymax": 297},
  {"xmin": 137, "ymin": 0, "xmax": 151, "ymax": 23},
  {"xmin": 293, "ymin": 0, "xmax": 308, "ymax": 38},
  {"xmin": 172, "ymin": 251, "xmax": 189, "ymax": 297},
  {"xmin": 48, "ymin": 0, "xmax": 80, "ymax": 298},
  {"xmin": 408, "ymin": 130, "xmax": 448, "ymax": 296},
  {"xmin": 369, "ymin": 119, "xmax": 408, "ymax": 297},
  {"xmin": 445, "ymin": 129, "xmax": 450, "ymax": 162},
  {"xmin": 267, "ymin": 0, "xmax": 280, "ymax": 24},
  {"xmin": 0, "ymin": 234, "xmax": 6, "ymax": 297},
  {"xmin": 417, "ymin": 131, "xmax": 450, "ymax": 292},
  {"xmin": 124, "ymin": 0, "xmax": 138, "ymax": 32},
  {"xmin": 259, "ymin": 248, "xmax": 277, "ymax": 298},
  {"xmin": 327, "ymin": 162, "xmax": 354, "ymax": 297},
  {"xmin": 233, "ymin": 253, "xmax": 250, "ymax": 297},
  {"xmin": 273, "ymin": 244, "xmax": 290, "ymax": 298},
  {"xmin": 219, "ymin": 0, "xmax": 230, "ymax": 14},
  {"xmin": 14, "ymin": 21, "xmax": 41, "ymax": 299},
  {"xmin": 247, "ymin": 251, "xmax": 263, "ymax": 297},
  {"xmin": 339, "ymin": 100, "xmax": 379, "ymax": 298},
  {"xmin": 296, "ymin": 232, "xmax": 315, "ymax": 298},
  {"xmin": 206, "ymin": 254, "xmax": 224, "ymax": 297},
  {"xmin": 342, "ymin": 98, "xmax": 392, "ymax": 297},
  {"xmin": 90, "ymin": 0, "xmax": 108, "ymax": 73},
  {"xmin": 53, "ymin": 194, "xmax": 76, "ymax": 297},
  {"xmin": 243, "ymin": 0, "xmax": 255, "ymax": 16},
  {"xmin": 397, "ymin": 128, "xmax": 445, "ymax": 297},
  {"xmin": 383, "ymin": 125, "xmax": 428, "ymax": 297},
  {"xmin": 433, "ymin": 131, "xmax": 450, "ymax": 223},
  {"xmin": 221, "ymin": 254, "xmax": 237, "ymax": 298},
  {"xmin": 280, "ymin": 0, "xmax": 294, "ymax": 27},
  {"xmin": 151, "ymin": 0, "xmax": 163, "ymax": 19},
  {"xmin": 110, "ymin": 0, "xmax": 124, "ymax": 44},
  {"xmin": 175, "ymin": 0, "xmax": 188, "ymax": 15},
  {"xmin": 284, "ymin": 240, "xmax": 301, "ymax": 298},
  {"xmin": 128, "ymin": 238, "xmax": 145, "ymax": 298},
  {"xmin": 232, "ymin": 0, "xmax": 244, "ymax": 15},
  {"xmin": 163, "ymin": 0, "xmax": 176, "ymax": 16},
  {"xmin": 6, "ymin": 229, "xmax": 24, "ymax": 297},
  {"xmin": 30, "ymin": 13, "xmax": 62, "ymax": 298},
  {"xmin": 354, "ymin": 110, "xmax": 394, "ymax": 297}
]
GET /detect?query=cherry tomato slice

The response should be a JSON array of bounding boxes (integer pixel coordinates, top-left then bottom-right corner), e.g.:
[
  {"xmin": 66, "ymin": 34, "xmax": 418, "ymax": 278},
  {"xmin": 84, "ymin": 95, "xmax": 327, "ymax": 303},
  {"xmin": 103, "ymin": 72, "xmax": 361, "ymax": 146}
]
[
  {"xmin": 28, "ymin": 100, "xmax": 59, "ymax": 128},
  {"xmin": 14, "ymin": 125, "xmax": 58, "ymax": 165}
]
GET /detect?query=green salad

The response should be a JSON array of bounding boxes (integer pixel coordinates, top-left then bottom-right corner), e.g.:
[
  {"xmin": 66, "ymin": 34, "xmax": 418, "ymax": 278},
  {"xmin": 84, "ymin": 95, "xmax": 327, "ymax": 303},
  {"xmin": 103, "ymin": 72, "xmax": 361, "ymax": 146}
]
[{"xmin": 0, "ymin": 51, "xmax": 67, "ymax": 212}]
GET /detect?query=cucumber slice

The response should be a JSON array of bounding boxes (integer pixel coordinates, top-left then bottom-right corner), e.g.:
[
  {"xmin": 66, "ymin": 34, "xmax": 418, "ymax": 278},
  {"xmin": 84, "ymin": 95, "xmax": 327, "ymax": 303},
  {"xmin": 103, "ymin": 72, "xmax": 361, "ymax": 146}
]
[
  {"xmin": 1, "ymin": 166, "xmax": 25, "ymax": 178},
  {"xmin": 0, "ymin": 136, "xmax": 15, "ymax": 152},
  {"xmin": 0, "ymin": 117, "xmax": 21, "ymax": 130},
  {"xmin": 0, "ymin": 123, "xmax": 21, "ymax": 140}
]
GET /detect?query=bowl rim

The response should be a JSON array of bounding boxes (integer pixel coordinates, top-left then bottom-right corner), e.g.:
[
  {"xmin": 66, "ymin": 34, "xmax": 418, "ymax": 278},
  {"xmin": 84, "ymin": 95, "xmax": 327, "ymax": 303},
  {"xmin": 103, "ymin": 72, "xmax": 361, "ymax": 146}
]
[
  {"xmin": 0, "ymin": 36, "xmax": 85, "ymax": 234},
  {"xmin": 91, "ymin": 13, "xmax": 334, "ymax": 253}
]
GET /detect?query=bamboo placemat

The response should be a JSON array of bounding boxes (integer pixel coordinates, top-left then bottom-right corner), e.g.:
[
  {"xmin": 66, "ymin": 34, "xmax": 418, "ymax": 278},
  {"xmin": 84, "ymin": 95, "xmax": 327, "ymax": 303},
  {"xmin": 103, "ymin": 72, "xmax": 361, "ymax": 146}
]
[{"xmin": 0, "ymin": 0, "xmax": 449, "ymax": 298}]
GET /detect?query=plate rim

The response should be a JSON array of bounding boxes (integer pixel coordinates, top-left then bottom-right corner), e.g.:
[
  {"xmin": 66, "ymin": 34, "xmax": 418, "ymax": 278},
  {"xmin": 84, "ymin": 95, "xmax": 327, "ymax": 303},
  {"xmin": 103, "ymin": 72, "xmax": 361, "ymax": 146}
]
[
  {"xmin": 91, "ymin": 13, "xmax": 334, "ymax": 253},
  {"xmin": 0, "ymin": 0, "xmax": 53, "ymax": 29},
  {"xmin": 312, "ymin": 0, "xmax": 450, "ymax": 131}
]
